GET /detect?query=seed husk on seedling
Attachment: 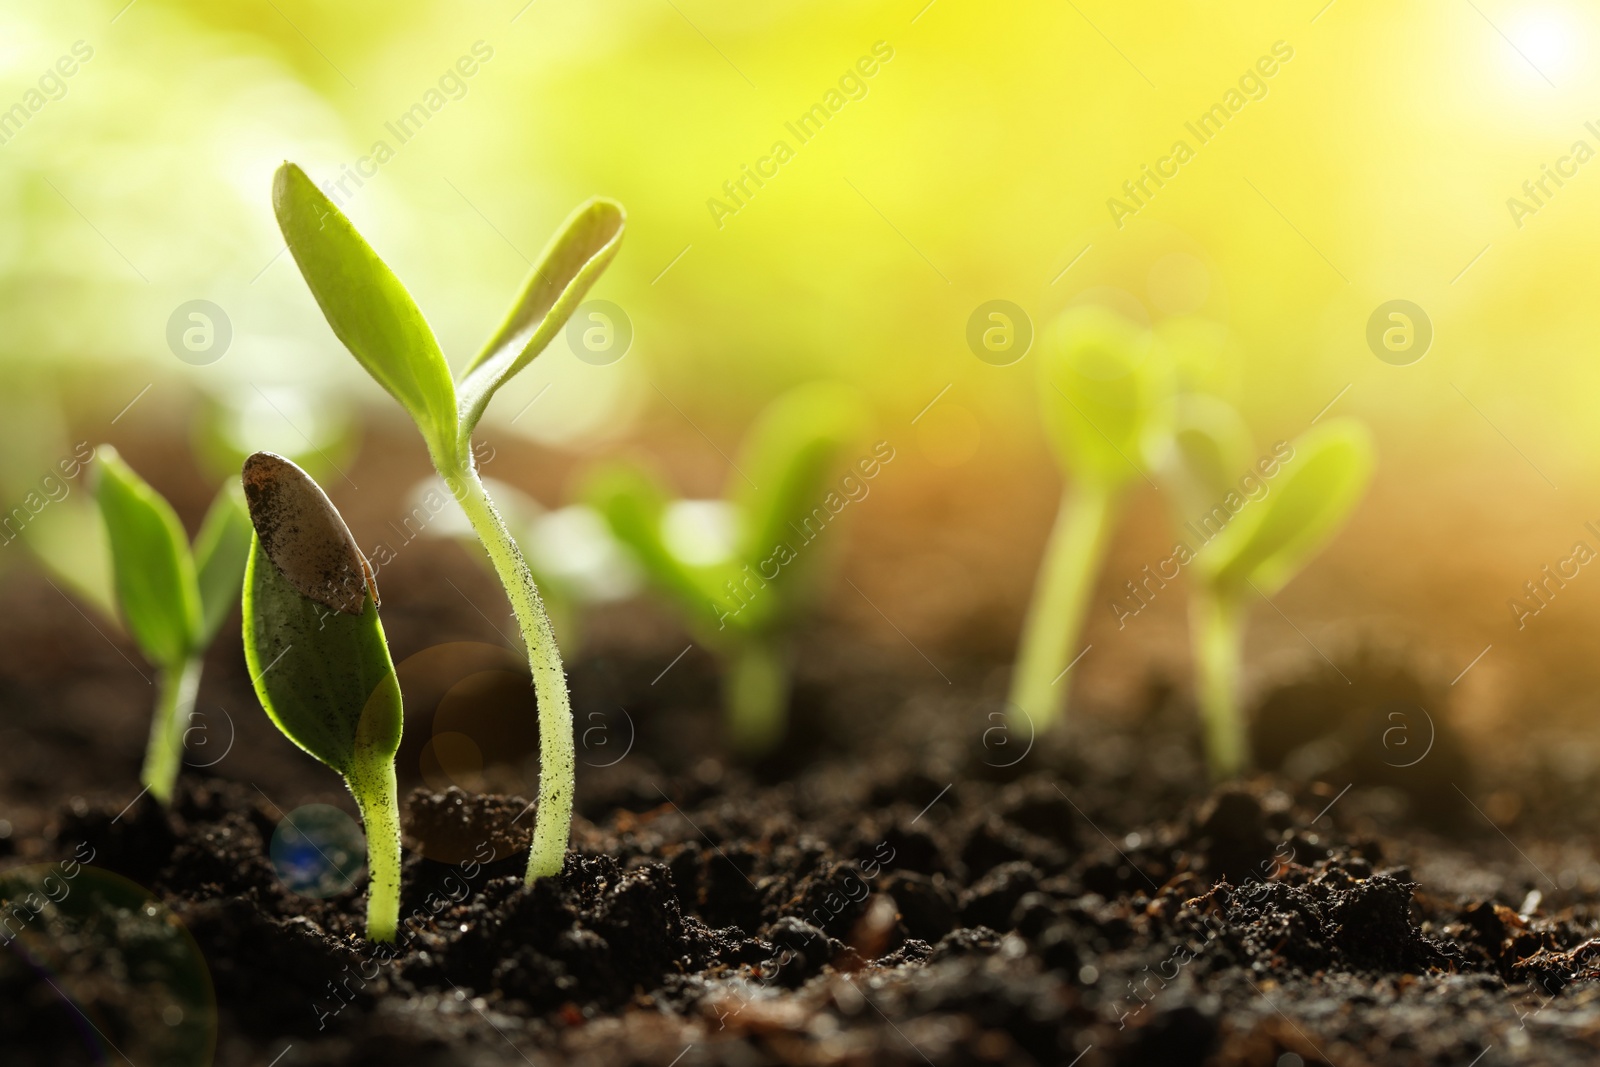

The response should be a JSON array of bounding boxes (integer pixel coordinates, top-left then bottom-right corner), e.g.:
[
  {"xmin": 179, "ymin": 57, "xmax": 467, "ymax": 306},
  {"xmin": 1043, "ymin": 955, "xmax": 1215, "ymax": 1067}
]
[
  {"xmin": 1008, "ymin": 307, "xmax": 1173, "ymax": 731},
  {"xmin": 93, "ymin": 446, "xmax": 252, "ymax": 805},
  {"xmin": 1166, "ymin": 403, "xmax": 1375, "ymax": 780},
  {"xmin": 272, "ymin": 162, "xmax": 623, "ymax": 882},
  {"xmin": 586, "ymin": 382, "xmax": 868, "ymax": 755},
  {"xmin": 240, "ymin": 452, "xmax": 403, "ymax": 942}
]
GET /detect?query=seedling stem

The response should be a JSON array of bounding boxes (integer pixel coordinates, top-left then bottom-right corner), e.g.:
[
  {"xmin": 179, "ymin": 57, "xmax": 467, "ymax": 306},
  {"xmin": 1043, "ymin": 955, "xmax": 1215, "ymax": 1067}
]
[
  {"xmin": 347, "ymin": 754, "xmax": 401, "ymax": 942},
  {"xmin": 451, "ymin": 457, "xmax": 573, "ymax": 880},
  {"xmin": 1008, "ymin": 485, "xmax": 1116, "ymax": 729},
  {"xmin": 726, "ymin": 639, "xmax": 787, "ymax": 755},
  {"xmin": 1191, "ymin": 589, "xmax": 1247, "ymax": 781},
  {"xmin": 143, "ymin": 656, "xmax": 202, "ymax": 805}
]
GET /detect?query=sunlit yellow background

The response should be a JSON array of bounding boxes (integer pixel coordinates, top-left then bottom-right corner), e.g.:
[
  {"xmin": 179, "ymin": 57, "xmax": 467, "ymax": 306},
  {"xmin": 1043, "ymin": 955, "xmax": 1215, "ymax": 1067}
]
[{"xmin": 7, "ymin": 0, "xmax": 1600, "ymax": 739}]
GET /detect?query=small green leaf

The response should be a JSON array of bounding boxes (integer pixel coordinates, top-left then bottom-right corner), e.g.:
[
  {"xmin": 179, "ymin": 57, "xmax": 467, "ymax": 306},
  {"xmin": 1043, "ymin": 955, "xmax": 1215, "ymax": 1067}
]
[
  {"xmin": 455, "ymin": 199, "xmax": 625, "ymax": 444},
  {"xmin": 585, "ymin": 463, "xmax": 719, "ymax": 625},
  {"xmin": 242, "ymin": 533, "xmax": 401, "ymax": 776},
  {"xmin": 273, "ymin": 162, "xmax": 458, "ymax": 459},
  {"xmin": 1199, "ymin": 419, "xmax": 1375, "ymax": 600},
  {"xmin": 1038, "ymin": 307, "xmax": 1171, "ymax": 488},
  {"xmin": 730, "ymin": 382, "xmax": 867, "ymax": 606},
  {"xmin": 193, "ymin": 485, "xmax": 253, "ymax": 645},
  {"xmin": 94, "ymin": 447, "xmax": 201, "ymax": 666}
]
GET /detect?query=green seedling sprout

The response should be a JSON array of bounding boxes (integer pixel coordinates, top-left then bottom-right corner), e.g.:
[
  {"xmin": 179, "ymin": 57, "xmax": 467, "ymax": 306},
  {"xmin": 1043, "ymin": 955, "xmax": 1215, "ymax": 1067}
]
[
  {"xmin": 93, "ymin": 446, "xmax": 252, "ymax": 805},
  {"xmin": 239, "ymin": 452, "xmax": 403, "ymax": 942},
  {"xmin": 1168, "ymin": 406, "xmax": 1375, "ymax": 779},
  {"xmin": 587, "ymin": 382, "xmax": 867, "ymax": 755},
  {"xmin": 272, "ymin": 162, "xmax": 624, "ymax": 882},
  {"xmin": 1008, "ymin": 307, "xmax": 1172, "ymax": 731}
]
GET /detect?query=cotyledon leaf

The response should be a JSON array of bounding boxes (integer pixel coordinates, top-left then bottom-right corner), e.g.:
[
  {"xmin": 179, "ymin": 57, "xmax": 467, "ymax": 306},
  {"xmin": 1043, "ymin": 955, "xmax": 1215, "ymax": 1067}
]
[
  {"xmin": 273, "ymin": 162, "xmax": 458, "ymax": 459},
  {"xmin": 1037, "ymin": 306, "xmax": 1172, "ymax": 489},
  {"xmin": 241, "ymin": 452, "xmax": 376, "ymax": 615},
  {"xmin": 455, "ymin": 198, "xmax": 625, "ymax": 443},
  {"xmin": 1199, "ymin": 419, "xmax": 1375, "ymax": 600},
  {"xmin": 94, "ymin": 446, "xmax": 202, "ymax": 666},
  {"xmin": 242, "ymin": 535, "xmax": 402, "ymax": 776},
  {"xmin": 193, "ymin": 484, "xmax": 253, "ymax": 645},
  {"xmin": 240, "ymin": 453, "xmax": 399, "ymax": 775}
]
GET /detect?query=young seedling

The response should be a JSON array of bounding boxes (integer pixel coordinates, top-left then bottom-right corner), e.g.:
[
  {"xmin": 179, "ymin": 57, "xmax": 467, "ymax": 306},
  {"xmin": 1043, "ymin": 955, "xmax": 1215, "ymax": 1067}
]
[
  {"xmin": 1169, "ymin": 411, "xmax": 1375, "ymax": 779},
  {"xmin": 1008, "ymin": 307, "xmax": 1173, "ymax": 730},
  {"xmin": 94, "ymin": 446, "xmax": 252, "ymax": 805},
  {"xmin": 586, "ymin": 382, "xmax": 869, "ymax": 755},
  {"xmin": 239, "ymin": 452, "xmax": 403, "ymax": 942},
  {"xmin": 272, "ymin": 162, "xmax": 623, "ymax": 882}
]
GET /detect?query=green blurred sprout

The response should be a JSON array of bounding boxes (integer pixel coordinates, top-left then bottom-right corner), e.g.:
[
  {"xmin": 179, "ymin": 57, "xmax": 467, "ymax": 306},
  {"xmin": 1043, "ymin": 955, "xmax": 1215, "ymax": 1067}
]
[
  {"xmin": 1009, "ymin": 308, "xmax": 1172, "ymax": 730},
  {"xmin": 93, "ymin": 447, "xmax": 252, "ymax": 805},
  {"xmin": 1168, "ymin": 404, "xmax": 1375, "ymax": 779},
  {"xmin": 272, "ymin": 161, "xmax": 623, "ymax": 883},
  {"xmin": 239, "ymin": 452, "xmax": 402, "ymax": 942},
  {"xmin": 587, "ymin": 382, "xmax": 870, "ymax": 755}
]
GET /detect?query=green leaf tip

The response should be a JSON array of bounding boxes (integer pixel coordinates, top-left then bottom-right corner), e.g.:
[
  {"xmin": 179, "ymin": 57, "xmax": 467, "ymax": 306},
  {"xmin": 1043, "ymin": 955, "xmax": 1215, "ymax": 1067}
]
[
  {"xmin": 1038, "ymin": 306, "xmax": 1172, "ymax": 489},
  {"xmin": 1198, "ymin": 418, "xmax": 1375, "ymax": 600},
  {"xmin": 93, "ymin": 445, "xmax": 202, "ymax": 667},
  {"xmin": 455, "ymin": 197, "xmax": 626, "ymax": 444},
  {"xmin": 193, "ymin": 485, "xmax": 253, "ymax": 646},
  {"xmin": 272, "ymin": 162, "xmax": 459, "ymax": 461}
]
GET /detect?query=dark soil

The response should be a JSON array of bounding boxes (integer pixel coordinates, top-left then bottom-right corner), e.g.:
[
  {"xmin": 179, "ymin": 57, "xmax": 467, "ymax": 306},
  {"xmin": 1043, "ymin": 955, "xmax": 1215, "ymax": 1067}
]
[{"xmin": 5, "ymin": 620, "xmax": 1600, "ymax": 1067}]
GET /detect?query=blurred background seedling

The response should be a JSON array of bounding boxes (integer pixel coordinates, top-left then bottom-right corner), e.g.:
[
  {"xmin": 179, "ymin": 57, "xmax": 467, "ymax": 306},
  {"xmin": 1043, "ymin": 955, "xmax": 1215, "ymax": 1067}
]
[
  {"xmin": 1008, "ymin": 307, "xmax": 1174, "ymax": 732},
  {"xmin": 587, "ymin": 381, "xmax": 869, "ymax": 756},
  {"xmin": 93, "ymin": 446, "xmax": 252, "ymax": 805},
  {"xmin": 1165, "ymin": 405, "xmax": 1376, "ymax": 779}
]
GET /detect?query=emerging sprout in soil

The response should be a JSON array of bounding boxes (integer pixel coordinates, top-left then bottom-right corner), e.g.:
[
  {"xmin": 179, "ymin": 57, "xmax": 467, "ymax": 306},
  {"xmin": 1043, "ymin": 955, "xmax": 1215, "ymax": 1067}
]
[
  {"xmin": 1168, "ymin": 404, "xmax": 1375, "ymax": 780},
  {"xmin": 272, "ymin": 162, "xmax": 624, "ymax": 881},
  {"xmin": 587, "ymin": 382, "xmax": 867, "ymax": 755},
  {"xmin": 93, "ymin": 446, "xmax": 252, "ymax": 805},
  {"xmin": 1009, "ymin": 308, "xmax": 1172, "ymax": 731},
  {"xmin": 239, "ymin": 452, "xmax": 403, "ymax": 942}
]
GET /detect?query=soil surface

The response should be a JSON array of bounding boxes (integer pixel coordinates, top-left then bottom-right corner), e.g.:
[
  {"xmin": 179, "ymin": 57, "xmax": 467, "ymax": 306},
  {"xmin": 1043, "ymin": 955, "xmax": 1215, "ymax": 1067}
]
[
  {"xmin": 5, "ymin": 606, "xmax": 1600, "ymax": 1067},
  {"xmin": 4, "ymin": 428, "xmax": 1598, "ymax": 1066}
]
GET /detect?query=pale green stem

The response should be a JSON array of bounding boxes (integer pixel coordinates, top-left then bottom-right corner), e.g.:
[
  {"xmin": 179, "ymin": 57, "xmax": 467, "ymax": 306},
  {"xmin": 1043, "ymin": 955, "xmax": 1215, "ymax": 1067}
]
[
  {"xmin": 347, "ymin": 756, "xmax": 401, "ymax": 942},
  {"xmin": 449, "ymin": 458, "xmax": 574, "ymax": 883},
  {"xmin": 1192, "ymin": 588, "xmax": 1249, "ymax": 781},
  {"xmin": 141, "ymin": 656, "xmax": 202, "ymax": 806},
  {"xmin": 724, "ymin": 638, "xmax": 788, "ymax": 757},
  {"xmin": 1007, "ymin": 484, "xmax": 1118, "ymax": 731}
]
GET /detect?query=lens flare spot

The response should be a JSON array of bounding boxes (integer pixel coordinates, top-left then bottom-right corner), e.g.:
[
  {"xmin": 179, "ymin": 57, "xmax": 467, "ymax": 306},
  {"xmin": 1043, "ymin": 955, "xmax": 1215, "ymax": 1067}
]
[
  {"xmin": 420, "ymin": 731, "xmax": 486, "ymax": 791},
  {"xmin": 269, "ymin": 804, "xmax": 365, "ymax": 899}
]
